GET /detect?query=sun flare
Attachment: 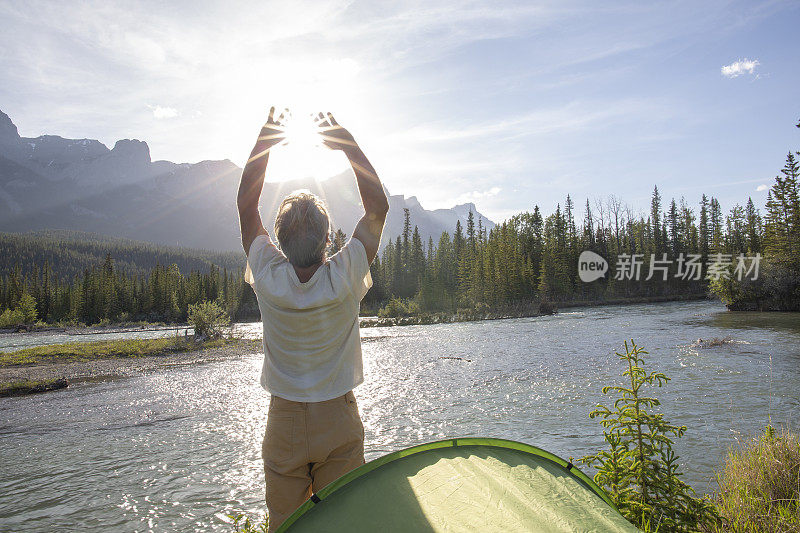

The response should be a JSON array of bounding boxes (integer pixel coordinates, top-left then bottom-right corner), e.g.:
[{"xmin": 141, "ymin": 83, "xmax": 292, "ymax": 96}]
[
  {"xmin": 282, "ymin": 112, "xmax": 322, "ymax": 150},
  {"xmin": 264, "ymin": 108, "xmax": 351, "ymax": 184}
]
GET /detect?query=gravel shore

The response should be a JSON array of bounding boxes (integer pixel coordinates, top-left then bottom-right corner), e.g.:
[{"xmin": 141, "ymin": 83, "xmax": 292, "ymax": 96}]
[{"xmin": 0, "ymin": 340, "xmax": 261, "ymax": 392}]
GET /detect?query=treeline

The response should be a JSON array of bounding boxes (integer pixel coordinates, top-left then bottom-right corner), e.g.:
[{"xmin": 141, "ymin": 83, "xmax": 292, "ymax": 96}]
[
  {"xmin": 365, "ymin": 151, "xmax": 799, "ymax": 314},
  {"xmin": 0, "ymin": 235, "xmax": 361, "ymax": 327},
  {"xmin": 711, "ymin": 150, "xmax": 800, "ymax": 310},
  {"xmin": 0, "ymin": 254, "xmax": 258, "ymax": 327},
  {"xmin": 0, "ymin": 230, "xmax": 245, "ymax": 281}
]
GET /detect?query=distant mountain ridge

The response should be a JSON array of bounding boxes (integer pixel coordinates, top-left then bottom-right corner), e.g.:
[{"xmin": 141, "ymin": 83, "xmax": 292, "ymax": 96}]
[{"xmin": 0, "ymin": 109, "xmax": 494, "ymax": 252}]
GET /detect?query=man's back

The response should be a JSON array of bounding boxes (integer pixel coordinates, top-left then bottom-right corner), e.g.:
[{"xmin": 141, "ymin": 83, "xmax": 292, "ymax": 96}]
[{"xmin": 246, "ymin": 234, "xmax": 373, "ymax": 402}]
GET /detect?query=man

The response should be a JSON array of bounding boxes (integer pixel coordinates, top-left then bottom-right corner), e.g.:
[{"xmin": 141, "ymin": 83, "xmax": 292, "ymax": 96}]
[{"xmin": 237, "ymin": 107, "xmax": 389, "ymax": 532}]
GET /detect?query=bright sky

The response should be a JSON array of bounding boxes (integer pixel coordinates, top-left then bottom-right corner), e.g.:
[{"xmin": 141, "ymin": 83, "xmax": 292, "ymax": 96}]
[{"xmin": 1, "ymin": 0, "xmax": 798, "ymax": 222}]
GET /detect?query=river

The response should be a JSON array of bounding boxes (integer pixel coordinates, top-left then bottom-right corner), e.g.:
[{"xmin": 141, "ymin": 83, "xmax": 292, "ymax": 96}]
[{"xmin": 1, "ymin": 300, "xmax": 798, "ymax": 532}]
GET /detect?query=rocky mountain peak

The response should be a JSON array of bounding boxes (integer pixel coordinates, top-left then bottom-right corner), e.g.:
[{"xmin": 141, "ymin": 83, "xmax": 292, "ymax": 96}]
[
  {"xmin": 453, "ymin": 202, "xmax": 478, "ymax": 216},
  {"xmin": 0, "ymin": 110, "xmax": 20, "ymax": 143},
  {"xmin": 405, "ymin": 196, "xmax": 422, "ymax": 209},
  {"xmin": 111, "ymin": 139, "xmax": 151, "ymax": 164}
]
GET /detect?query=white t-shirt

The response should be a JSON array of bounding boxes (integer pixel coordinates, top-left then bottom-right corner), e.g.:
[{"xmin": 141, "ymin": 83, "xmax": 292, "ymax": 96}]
[{"xmin": 244, "ymin": 234, "xmax": 373, "ymax": 402}]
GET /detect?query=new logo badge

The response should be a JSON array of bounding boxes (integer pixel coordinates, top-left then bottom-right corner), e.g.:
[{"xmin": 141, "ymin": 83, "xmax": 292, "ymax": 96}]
[{"xmin": 578, "ymin": 251, "xmax": 608, "ymax": 282}]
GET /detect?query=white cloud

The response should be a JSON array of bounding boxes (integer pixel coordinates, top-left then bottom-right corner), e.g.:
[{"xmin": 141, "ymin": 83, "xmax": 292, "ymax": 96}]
[
  {"xmin": 756, "ymin": 184, "xmax": 769, "ymax": 192},
  {"xmin": 390, "ymin": 97, "xmax": 669, "ymax": 147},
  {"xmin": 455, "ymin": 187, "xmax": 501, "ymax": 204},
  {"xmin": 147, "ymin": 104, "xmax": 178, "ymax": 119},
  {"xmin": 721, "ymin": 58, "xmax": 759, "ymax": 78}
]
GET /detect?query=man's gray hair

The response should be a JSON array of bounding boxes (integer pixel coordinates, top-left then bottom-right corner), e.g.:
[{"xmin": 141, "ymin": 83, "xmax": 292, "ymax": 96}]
[{"xmin": 274, "ymin": 190, "xmax": 331, "ymax": 268}]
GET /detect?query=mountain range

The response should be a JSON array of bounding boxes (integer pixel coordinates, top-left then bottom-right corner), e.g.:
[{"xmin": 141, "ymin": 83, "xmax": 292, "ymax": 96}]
[{"xmin": 0, "ymin": 110, "xmax": 493, "ymax": 252}]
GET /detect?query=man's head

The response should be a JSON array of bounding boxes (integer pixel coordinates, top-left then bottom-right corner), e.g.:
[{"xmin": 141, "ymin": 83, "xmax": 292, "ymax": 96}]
[{"xmin": 274, "ymin": 190, "xmax": 331, "ymax": 267}]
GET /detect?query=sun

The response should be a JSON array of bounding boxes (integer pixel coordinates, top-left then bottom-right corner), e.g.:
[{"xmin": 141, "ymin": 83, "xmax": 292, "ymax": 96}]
[
  {"xmin": 282, "ymin": 112, "xmax": 322, "ymax": 150},
  {"xmin": 262, "ymin": 106, "xmax": 349, "ymax": 184}
]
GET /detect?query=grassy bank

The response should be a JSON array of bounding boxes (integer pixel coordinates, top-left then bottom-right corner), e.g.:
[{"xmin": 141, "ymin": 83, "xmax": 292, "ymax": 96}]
[
  {"xmin": 0, "ymin": 319, "xmax": 185, "ymax": 335},
  {"xmin": 711, "ymin": 426, "xmax": 800, "ymax": 532},
  {"xmin": 0, "ymin": 378, "xmax": 69, "ymax": 397},
  {"xmin": 0, "ymin": 336, "xmax": 261, "ymax": 397},
  {"xmin": 0, "ymin": 336, "xmax": 248, "ymax": 367}
]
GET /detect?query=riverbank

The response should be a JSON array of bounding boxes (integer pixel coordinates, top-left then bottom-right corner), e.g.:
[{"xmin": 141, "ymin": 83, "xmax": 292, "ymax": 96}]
[
  {"xmin": 359, "ymin": 292, "xmax": 711, "ymax": 327},
  {"xmin": 556, "ymin": 292, "xmax": 710, "ymax": 310},
  {"xmin": 0, "ymin": 337, "xmax": 260, "ymax": 397},
  {"xmin": 0, "ymin": 294, "xmax": 714, "ymax": 336},
  {"xmin": 0, "ymin": 322, "xmax": 190, "ymax": 337}
]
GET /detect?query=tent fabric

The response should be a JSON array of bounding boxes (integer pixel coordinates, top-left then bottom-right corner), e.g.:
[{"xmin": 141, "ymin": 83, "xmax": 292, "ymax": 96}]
[{"xmin": 277, "ymin": 438, "xmax": 638, "ymax": 532}]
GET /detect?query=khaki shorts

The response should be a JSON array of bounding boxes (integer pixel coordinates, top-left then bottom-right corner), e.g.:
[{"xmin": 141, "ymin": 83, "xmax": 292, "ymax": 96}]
[{"xmin": 263, "ymin": 390, "xmax": 365, "ymax": 532}]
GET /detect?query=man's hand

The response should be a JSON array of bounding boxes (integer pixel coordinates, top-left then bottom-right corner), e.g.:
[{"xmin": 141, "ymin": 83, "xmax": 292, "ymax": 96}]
[
  {"xmin": 315, "ymin": 112, "xmax": 388, "ymax": 264},
  {"xmin": 238, "ymin": 106, "xmax": 289, "ymax": 255},
  {"xmin": 315, "ymin": 112, "xmax": 359, "ymax": 153},
  {"xmin": 255, "ymin": 106, "xmax": 289, "ymax": 151}
]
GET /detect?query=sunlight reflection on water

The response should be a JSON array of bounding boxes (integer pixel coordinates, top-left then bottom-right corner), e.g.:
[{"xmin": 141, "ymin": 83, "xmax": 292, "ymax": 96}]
[{"xmin": 0, "ymin": 300, "xmax": 799, "ymax": 531}]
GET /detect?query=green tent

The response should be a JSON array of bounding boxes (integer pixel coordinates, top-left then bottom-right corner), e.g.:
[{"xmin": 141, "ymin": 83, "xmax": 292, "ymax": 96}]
[{"xmin": 278, "ymin": 438, "xmax": 638, "ymax": 532}]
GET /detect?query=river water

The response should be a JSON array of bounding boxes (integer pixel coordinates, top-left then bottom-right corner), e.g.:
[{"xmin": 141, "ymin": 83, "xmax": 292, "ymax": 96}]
[{"xmin": 1, "ymin": 300, "xmax": 798, "ymax": 532}]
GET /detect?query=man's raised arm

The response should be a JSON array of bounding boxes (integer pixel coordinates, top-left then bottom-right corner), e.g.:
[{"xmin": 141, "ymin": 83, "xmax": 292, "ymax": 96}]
[
  {"xmin": 317, "ymin": 112, "xmax": 389, "ymax": 263},
  {"xmin": 237, "ymin": 107, "xmax": 288, "ymax": 255}
]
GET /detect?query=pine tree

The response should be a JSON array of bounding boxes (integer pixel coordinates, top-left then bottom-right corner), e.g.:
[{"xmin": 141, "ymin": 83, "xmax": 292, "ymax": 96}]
[
  {"xmin": 680, "ymin": 198, "xmax": 697, "ymax": 253},
  {"xmin": 453, "ymin": 220, "xmax": 465, "ymax": 263},
  {"xmin": 581, "ymin": 340, "xmax": 718, "ymax": 531},
  {"xmin": 329, "ymin": 229, "xmax": 347, "ymax": 255},
  {"xmin": 651, "ymin": 186, "xmax": 662, "ymax": 254},
  {"xmin": 584, "ymin": 199, "xmax": 595, "ymax": 248},
  {"xmin": 393, "ymin": 235, "xmax": 404, "ymax": 297},
  {"xmin": 726, "ymin": 205, "xmax": 746, "ymax": 254},
  {"xmin": 531, "ymin": 206, "xmax": 544, "ymax": 287},
  {"xmin": 699, "ymin": 194, "xmax": 710, "ymax": 261},
  {"xmin": 709, "ymin": 197, "xmax": 723, "ymax": 254},
  {"xmin": 411, "ymin": 226, "xmax": 424, "ymax": 292},
  {"xmin": 565, "ymin": 194, "xmax": 577, "ymax": 243},
  {"xmin": 764, "ymin": 152, "xmax": 800, "ymax": 263},
  {"xmin": 745, "ymin": 197, "xmax": 761, "ymax": 254},
  {"xmin": 466, "ymin": 210, "xmax": 476, "ymax": 254},
  {"xmin": 667, "ymin": 199, "xmax": 679, "ymax": 255}
]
